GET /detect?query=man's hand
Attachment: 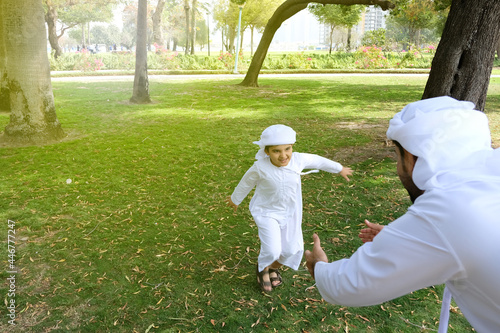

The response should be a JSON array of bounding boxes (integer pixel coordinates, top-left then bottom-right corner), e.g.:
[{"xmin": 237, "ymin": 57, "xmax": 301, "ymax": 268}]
[
  {"xmin": 305, "ymin": 234, "xmax": 328, "ymax": 279},
  {"xmin": 358, "ymin": 219, "xmax": 384, "ymax": 243}
]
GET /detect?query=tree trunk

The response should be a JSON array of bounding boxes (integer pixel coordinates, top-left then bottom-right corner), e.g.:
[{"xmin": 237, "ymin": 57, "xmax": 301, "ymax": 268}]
[
  {"xmin": 347, "ymin": 27, "xmax": 352, "ymax": 51},
  {"xmin": 130, "ymin": 0, "xmax": 151, "ymax": 104},
  {"xmin": 239, "ymin": 29, "xmax": 244, "ymax": 52},
  {"xmin": 1, "ymin": 0, "xmax": 65, "ymax": 145},
  {"xmin": 496, "ymin": 35, "xmax": 500, "ymax": 58},
  {"xmin": 250, "ymin": 26, "xmax": 254, "ymax": 56},
  {"xmin": 81, "ymin": 24, "xmax": 86, "ymax": 48},
  {"xmin": 45, "ymin": 5, "xmax": 63, "ymax": 59},
  {"xmin": 190, "ymin": 0, "xmax": 197, "ymax": 54},
  {"xmin": 0, "ymin": 5, "xmax": 9, "ymax": 112},
  {"xmin": 422, "ymin": 0, "xmax": 500, "ymax": 111},
  {"xmin": 227, "ymin": 26, "xmax": 236, "ymax": 53},
  {"xmin": 184, "ymin": 0, "xmax": 190, "ymax": 55},
  {"xmin": 329, "ymin": 24, "xmax": 334, "ymax": 54},
  {"xmin": 152, "ymin": 0, "xmax": 167, "ymax": 46},
  {"xmin": 239, "ymin": 0, "xmax": 394, "ymax": 87}
]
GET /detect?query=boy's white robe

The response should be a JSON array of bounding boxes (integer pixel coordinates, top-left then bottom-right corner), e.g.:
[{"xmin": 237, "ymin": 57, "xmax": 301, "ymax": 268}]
[{"xmin": 231, "ymin": 152, "xmax": 342, "ymax": 272}]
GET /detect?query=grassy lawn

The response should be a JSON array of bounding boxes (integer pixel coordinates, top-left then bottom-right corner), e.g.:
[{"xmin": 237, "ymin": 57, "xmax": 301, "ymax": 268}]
[{"xmin": 1, "ymin": 75, "xmax": 500, "ymax": 332}]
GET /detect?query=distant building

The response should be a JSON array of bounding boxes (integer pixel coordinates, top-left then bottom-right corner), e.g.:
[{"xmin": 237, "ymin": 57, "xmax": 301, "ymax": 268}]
[
  {"xmin": 271, "ymin": 10, "xmax": 324, "ymax": 51},
  {"xmin": 360, "ymin": 5, "xmax": 389, "ymax": 35}
]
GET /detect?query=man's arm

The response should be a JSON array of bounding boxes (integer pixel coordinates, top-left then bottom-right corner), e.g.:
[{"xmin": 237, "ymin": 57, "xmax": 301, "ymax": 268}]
[{"xmin": 305, "ymin": 214, "xmax": 462, "ymax": 307}]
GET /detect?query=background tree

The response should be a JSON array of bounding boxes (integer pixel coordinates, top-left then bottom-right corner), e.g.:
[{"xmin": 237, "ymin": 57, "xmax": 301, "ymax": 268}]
[
  {"xmin": 121, "ymin": 4, "xmax": 139, "ymax": 50},
  {"xmin": 241, "ymin": 0, "xmax": 284, "ymax": 55},
  {"xmin": 361, "ymin": 28, "xmax": 387, "ymax": 48},
  {"xmin": 195, "ymin": 16, "xmax": 209, "ymax": 50},
  {"xmin": 44, "ymin": 0, "xmax": 117, "ymax": 57},
  {"xmin": 1, "ymin": 0, "xmax": 65, "ymax": 145},
  {"xmin": 388, "ymin": 0, "xmax": 438, "ymax": 48},
  {"xmin": 89, "ymin": 24, "xmax": 122, "ymax": 47},
  {"xmin": 213, "ymin": 0, "xmax": 239, "ymax": 52},
  {"xmin": 163, "ymin": 1, "xmax": 185, "ymax": 51},
  {"xmin": 190, "ymin": 0, "xmax": 198, "ymax": 54},
  {"xmin": 240, "ymin": 0, "xmax": 394, "ymax": 87},
  {"xmin": 422, "ymin": 0, "xmax": 500, "ymax": 111},
  {"xmin": 152, "ymin": 0, "xmax": 167, "ymax": 46},
  {"xmin": 309, "ymin": 3, "xmax": 362, "ymax": 53},
  {"xmin": 130, "ymin": 0, "xmax": 151, "ymax": 104},
  {"xmin": 184, "ymin": 0, "xmax": 191, "ymax": 54}
]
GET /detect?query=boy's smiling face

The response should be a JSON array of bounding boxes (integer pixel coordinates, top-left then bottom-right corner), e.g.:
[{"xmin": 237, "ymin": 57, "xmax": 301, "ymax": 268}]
[{"xmin": 265, "ymin": 144, "xmax": 293, "ymax": 167}]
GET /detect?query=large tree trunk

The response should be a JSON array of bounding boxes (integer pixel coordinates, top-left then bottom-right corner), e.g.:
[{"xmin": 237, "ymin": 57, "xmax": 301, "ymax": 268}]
[
  {"xmin": 45, "ymin": 4, "xmax": 63, "ymax": 59},
  {"xmin": 152, "ymin": 0, "xmax": 167, "ymax": 46},
  {"xmin": 496, "ymin": 36, "xmax": 500, "ymax": 58},
  {"xmin": 1, "ymin": 0, "xmax": 65, "ymax": 145},
  {"xmin": 130, "ymin": 0, "xmax": 151, "ymax": 104},
  {"xmin": 422, "ymin": 0, "xmax": 500, "ymax": 111},
  {"xmin": 0, "ymin": 6, "xmax": 9, "ymax": 112},
  {"xmin": 239, "ymin": 0, "xmax": 394, "ymax": 87}
]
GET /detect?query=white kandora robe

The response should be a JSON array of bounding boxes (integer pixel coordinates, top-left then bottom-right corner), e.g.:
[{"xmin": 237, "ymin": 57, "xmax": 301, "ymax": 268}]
[
  {"xmin": 231, "ymin": 152, "xmax": 343, "ymax": 272},
  {"xmin": 314, "ymin": 97, "xmax": 500, "ymax": 333}
]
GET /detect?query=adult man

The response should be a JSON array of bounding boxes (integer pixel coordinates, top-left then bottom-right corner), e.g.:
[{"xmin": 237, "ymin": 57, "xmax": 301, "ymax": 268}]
[{"xmin": 305, "ymin": 96, "xmax": 500, "ymax": 332}]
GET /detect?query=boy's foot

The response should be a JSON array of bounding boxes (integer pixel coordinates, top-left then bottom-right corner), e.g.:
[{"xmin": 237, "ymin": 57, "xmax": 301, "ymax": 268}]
[
  {"xmin": 269, "ymin": 268, "xmax": 282, "ymax": 287},
  {"xmin": 256, "ymin": 266, "xmax": 272, "ymax": 293}
]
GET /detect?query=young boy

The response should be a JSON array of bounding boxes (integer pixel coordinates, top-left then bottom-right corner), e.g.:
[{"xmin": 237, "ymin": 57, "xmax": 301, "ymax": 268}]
[{"xmin": 226, "ymin": 124, "xmax": 353, "ymax": 293}]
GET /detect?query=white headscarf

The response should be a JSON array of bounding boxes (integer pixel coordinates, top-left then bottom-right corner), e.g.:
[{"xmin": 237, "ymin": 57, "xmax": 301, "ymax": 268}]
[
  {"xmin": 386, "ymin": 96, "xmax": 492, "ymax": 190},
  {"xmin": 253, "ymin": 124, "xmax": 296, "ymax": 160}
]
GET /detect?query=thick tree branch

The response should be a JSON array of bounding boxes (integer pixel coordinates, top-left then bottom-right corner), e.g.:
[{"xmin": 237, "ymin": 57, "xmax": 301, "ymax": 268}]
[{"xmin": 239, "ymin": 0, "xmax": 395, "ymax": 87}]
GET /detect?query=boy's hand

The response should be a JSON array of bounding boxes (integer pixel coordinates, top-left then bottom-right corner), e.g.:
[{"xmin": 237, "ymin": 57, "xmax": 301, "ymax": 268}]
[
  {"xmin": 339, "ymin": 167, "xmax": 353, "ymax": 181},
  {"xmin": 225, "ymin": 196, "xmax": 238, "ymax": 212}
]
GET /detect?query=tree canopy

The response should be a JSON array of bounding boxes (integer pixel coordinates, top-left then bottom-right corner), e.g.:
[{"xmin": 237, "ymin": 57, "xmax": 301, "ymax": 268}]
[{"xmin": 309, "ymin": 3, "xmax": 363, "ymax": 52}]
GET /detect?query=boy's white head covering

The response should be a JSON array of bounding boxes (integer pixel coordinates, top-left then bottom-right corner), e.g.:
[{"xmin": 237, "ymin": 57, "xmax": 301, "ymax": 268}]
[
  {"xmin": 386, "ymin": 96, "xmax": 492, "ymax": 190},
  {"xmin": 253, "ymin": 124, "xmax": 296, "ymax": 160}
]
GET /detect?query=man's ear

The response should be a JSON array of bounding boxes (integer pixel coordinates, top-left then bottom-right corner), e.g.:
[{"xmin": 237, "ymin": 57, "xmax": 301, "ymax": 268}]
[{"xmin": 401, "ymin": 148, "xmax": 418, "ymax": 174}]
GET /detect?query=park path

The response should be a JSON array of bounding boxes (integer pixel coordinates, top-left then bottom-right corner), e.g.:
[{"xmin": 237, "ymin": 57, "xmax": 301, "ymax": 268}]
[{"xmin": 51, "ymin": 72, "xmax": 433, "ymax": 82}]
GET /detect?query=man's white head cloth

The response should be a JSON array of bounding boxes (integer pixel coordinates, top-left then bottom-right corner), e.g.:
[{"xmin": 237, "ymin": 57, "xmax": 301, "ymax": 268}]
[
  {"xmin": 253, "ymin": 124, "xmax": 296, "ymax": 160},
  {"xmin": 386, "ymin": 96, "xmax": 492, "ymax": 190}
]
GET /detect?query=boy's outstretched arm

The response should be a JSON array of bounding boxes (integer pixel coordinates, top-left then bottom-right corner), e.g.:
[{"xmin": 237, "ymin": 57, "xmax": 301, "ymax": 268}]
[
  {"xmin": 339, "ymin": 167, "xmax": 353, "ymax": 181},
  {"xmin": 225, "ymin": 196, "xmax": 238, "ymax": 212}
]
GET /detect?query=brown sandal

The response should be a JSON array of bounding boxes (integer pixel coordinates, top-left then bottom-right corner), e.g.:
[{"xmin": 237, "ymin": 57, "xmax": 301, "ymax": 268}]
[
  {"xmin": 256, "ymin": 266, "xmax": 272, "ymax": 293},
  {"xmin": 269, "ymin": 268, "xmax": 283, "ymax": 287}
]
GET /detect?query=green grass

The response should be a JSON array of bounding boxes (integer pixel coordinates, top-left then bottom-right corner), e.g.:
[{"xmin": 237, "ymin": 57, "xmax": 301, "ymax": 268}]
[{"xmin": 1, "ymin": 75, "xmax": 499, "ymax": 332}]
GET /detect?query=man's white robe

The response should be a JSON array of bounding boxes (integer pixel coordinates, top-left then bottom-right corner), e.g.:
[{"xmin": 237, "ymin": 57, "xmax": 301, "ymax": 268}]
[{"xmin": 315, "ymin": 97, "xmax": 500, "ymax": 332}]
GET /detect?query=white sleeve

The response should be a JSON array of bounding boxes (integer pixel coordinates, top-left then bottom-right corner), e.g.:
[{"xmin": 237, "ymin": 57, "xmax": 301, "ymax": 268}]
[
  {"xmin": 314, "ymin": 212, "xmax": 463, "ymax": 307},
  {"xmin": 230, "ymin": 164, "xmax": 260, "ymax": 206},
  {"xmin": 298, "ymin": 153, "xmax": 343, "ymax": 173}
]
